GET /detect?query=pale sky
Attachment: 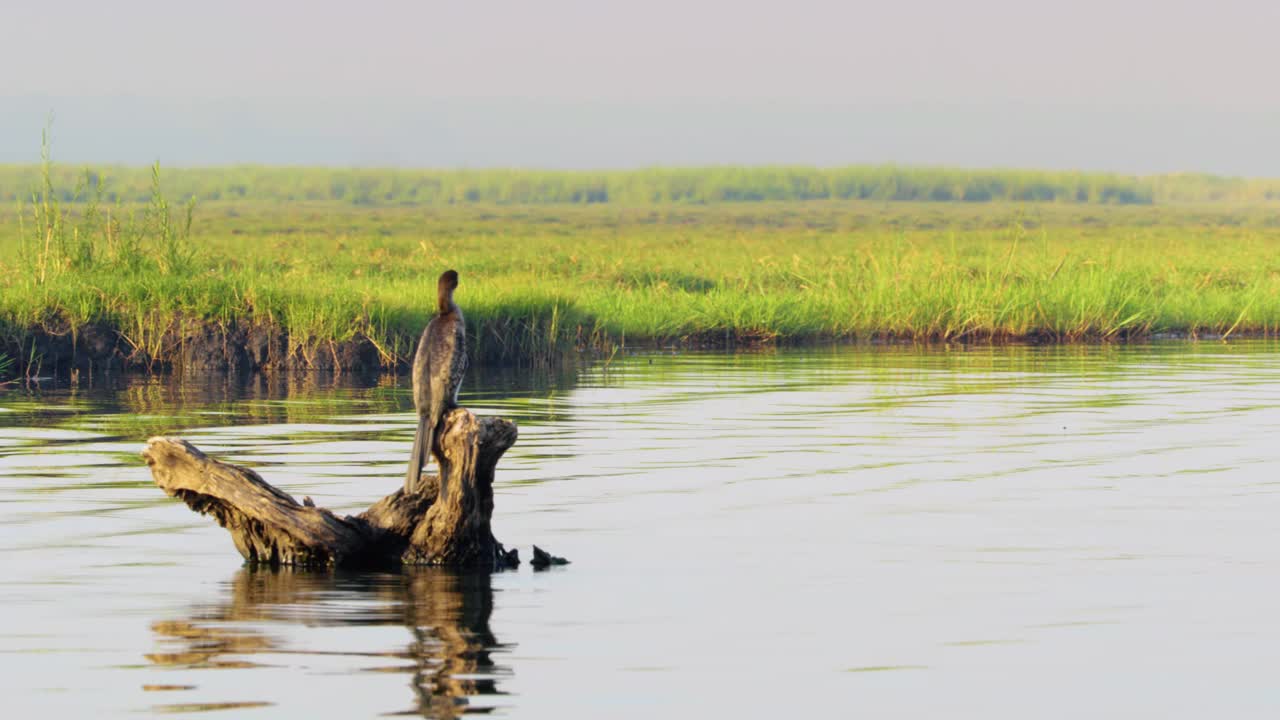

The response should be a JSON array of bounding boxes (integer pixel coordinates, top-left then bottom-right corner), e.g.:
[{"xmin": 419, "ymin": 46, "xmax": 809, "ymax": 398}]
[{"xmin": 3, "ymin": 0, "xmax": 1280, "ymax": 173}]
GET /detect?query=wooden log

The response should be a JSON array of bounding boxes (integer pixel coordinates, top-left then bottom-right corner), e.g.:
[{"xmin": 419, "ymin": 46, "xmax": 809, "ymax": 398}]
[
  {"xmin": 403, "ymin": 409, "xmax": 518, "ymax": 567},
  {"xmin": 142, "ymin": 408, "xmax": 520, "ymax": 569}
]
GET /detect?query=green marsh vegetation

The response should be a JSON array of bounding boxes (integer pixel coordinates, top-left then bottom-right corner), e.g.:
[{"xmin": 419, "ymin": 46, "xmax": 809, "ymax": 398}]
[
  {"xmin": 10, "ymin": 163, "xmax": 1280, "ymax": 206},
  {"xmin": 3, "ymin": 156, "xmax": 1280, "ymax": 371}
]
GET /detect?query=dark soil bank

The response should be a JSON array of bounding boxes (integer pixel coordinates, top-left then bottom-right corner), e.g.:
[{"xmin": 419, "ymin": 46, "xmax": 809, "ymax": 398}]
[
  {"xmin": 2, "ymin": 317, "xmax": 1260, "ymax": 379},
  {"xmin": 3, "ymin": 319, "xmax": 384, "ymax": 376}
]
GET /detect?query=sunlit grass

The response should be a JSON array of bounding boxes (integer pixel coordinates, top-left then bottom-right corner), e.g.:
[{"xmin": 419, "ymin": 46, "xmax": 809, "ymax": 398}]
[{"xmin": 2, "ymin": 164, "xmax": 1280, "ymax": 368}]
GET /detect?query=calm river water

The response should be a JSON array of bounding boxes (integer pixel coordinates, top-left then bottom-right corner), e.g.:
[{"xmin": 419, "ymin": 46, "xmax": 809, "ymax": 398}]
[{"xmin": 3, "ymin": 343, "xmax": 1280, "ymax": 718}]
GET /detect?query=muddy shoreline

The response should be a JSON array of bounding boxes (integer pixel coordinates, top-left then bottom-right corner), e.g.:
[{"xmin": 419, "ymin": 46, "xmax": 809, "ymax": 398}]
[
  {"xmin": 1, "ymin": 319, "xmax": 383, "ymax": 376},
  {"xmin": 0, "ymin": 317, "xmax": 1272, "ymax": 378}
]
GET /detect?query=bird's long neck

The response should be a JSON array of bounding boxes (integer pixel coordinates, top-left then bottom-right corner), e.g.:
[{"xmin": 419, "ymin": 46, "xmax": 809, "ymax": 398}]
[{"xmin": 438, "ymin": 288, "xmax": 457, "ymax": 316}]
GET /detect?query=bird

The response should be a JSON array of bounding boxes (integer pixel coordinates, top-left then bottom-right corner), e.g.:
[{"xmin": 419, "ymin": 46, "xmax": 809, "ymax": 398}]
[{"xmin": 405, "ymin": 269, "xmax": 467, "ymax": 496}]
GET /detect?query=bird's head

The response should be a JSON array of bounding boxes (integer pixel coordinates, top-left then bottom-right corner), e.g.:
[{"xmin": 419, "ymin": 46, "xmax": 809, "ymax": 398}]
[
  {"xmin": 438, "ymin": 269, "xmax": 459, "ymax": 294},
  {"xmin": 437, "ymin": 270, "xmax": 460, "ymax": 313}
]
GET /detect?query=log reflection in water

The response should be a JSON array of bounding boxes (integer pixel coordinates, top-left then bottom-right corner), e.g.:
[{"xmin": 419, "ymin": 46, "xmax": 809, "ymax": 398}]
[{"xmin": 146, "ymin": 567, "xmax": 509, "ymax": 717}]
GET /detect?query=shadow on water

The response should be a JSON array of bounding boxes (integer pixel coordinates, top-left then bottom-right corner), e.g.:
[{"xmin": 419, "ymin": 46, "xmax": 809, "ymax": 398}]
[{"xmin": 146, "ymin": 567, "xmax": 507, "ymax": 718}]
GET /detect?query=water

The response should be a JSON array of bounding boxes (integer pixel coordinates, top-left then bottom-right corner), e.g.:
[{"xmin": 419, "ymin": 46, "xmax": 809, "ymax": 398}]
[{"xmin": 4, "ymin": 343, "xmax": 1280, "ymax": 718}]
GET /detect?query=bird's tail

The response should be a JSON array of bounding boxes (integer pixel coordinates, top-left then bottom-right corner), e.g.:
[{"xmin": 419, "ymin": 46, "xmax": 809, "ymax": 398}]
[{"xmin": 404, "ymin": 414, "xmax": 431, "ymax": 493}]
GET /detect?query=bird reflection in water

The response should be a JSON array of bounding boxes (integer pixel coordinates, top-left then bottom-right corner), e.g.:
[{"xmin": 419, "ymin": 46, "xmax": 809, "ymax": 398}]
[{"xmin": 146, "ymin": 567, "xmax": 508, "ymax": 717}]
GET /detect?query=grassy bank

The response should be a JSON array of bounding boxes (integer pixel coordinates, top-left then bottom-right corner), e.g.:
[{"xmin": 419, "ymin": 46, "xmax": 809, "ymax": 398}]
[
  {"xmin": 2, "ymin": 177, "xmax": 1280, "ymax": 371},
  {"xmin": 8, "ymin": 163, "xmax": 1280, "ymax": 207}
]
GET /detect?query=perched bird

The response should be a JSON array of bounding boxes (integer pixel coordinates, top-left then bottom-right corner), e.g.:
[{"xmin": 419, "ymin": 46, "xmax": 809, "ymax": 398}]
[{"xmin": 405, "ymin": 270, "xmax": 467, "ymax": 495}]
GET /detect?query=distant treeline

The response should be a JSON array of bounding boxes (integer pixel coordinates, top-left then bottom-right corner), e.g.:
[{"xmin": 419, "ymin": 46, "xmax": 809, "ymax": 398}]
[{"xmin": 3, "ymin": 164, "xmax": 1280, "ymax": 206}]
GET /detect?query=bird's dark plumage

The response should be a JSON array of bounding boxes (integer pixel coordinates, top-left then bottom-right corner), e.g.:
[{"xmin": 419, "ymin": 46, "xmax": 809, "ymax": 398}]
[{"xmin": 405, "ymin": 270, "xmax": 467, "ymax": 495}]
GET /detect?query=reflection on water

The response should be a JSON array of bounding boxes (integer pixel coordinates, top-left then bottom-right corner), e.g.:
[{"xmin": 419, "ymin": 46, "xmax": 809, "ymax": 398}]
[
  {"xmin": 4, "ymin": 341, "xmax": 1280, "ymax": 718},
  {"xmin": 0, "ymin": 362, "xmax": 575, "ymax": 441},
  {"xmin": 147, "ymin": 568, "xmax": 506, "ymax": 717}
]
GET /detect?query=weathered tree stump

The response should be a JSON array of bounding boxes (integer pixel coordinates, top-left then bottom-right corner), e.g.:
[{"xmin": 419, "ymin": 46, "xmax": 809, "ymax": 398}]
[{"xmin": 143, "ymin": 408, "xmax": 521, "ymax": 569}]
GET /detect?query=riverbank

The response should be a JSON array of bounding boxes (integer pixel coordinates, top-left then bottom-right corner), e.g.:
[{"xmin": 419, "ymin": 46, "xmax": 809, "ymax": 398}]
[{"xmin": 3, "ymin": 199, "xmax": 1279, "ymax": 375}]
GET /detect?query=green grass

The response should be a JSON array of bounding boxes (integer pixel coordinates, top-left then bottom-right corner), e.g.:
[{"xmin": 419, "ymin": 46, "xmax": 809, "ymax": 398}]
[{"xmin": 3, "ymin": 162, "xmax": 1280, "ymax": 369}]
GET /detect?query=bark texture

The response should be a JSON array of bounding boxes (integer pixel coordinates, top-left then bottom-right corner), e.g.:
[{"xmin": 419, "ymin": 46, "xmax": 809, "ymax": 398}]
[{"xmin": 143, "ymin": 408, "xmax": 519, "ymax": 569}]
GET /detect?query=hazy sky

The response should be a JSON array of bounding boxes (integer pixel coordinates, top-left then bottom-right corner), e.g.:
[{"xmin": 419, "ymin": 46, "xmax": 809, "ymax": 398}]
[{"xmin": 4, "ymin": 0, "xmax": 1280, "ymax": 173}]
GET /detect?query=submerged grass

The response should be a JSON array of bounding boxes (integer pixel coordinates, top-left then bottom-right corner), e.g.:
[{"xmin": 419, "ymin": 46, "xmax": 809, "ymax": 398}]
[{"xmin": 3, "ymin": 162, "xmax": 1280, "ymax": 369}]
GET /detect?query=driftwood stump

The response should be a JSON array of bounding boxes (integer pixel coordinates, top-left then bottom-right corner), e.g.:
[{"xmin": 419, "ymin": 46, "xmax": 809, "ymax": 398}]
[{"xmin": 143, "ymin": 408, "xmax": 520, "ymax": 569}]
